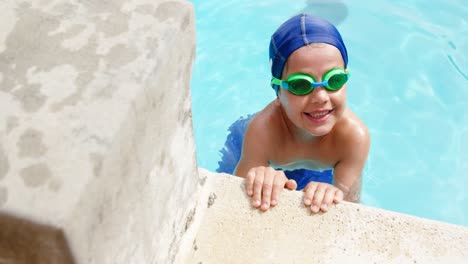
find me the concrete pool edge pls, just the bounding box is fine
[176,168,468,263]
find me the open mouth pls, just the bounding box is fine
[304,109,333,122]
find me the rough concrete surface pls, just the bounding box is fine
[182,169,468,264]
[1,0,199,263]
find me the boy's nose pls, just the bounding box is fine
[308,86,329,103]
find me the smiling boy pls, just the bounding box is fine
[234,14,370,213]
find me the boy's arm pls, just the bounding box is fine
[333,125,370,203]
[234,118,269,177]
[234,118,296,210]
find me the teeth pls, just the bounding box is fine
[308,111,329,118]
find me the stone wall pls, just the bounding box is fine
[0,0,200,263]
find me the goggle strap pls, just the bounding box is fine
[271,77,288,89]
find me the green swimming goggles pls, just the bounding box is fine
[271,68,350,95]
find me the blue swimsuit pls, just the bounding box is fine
[216,115,333,190]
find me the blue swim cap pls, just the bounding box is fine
[269,14,348,93]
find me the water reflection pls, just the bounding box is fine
[301,0,348,25]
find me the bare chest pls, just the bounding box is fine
[269,140,337,171]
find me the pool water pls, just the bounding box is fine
[189,0,468,226]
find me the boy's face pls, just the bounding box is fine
[278,43,347,137]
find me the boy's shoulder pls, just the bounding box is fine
[241,101,285,160]
[246,101,287,142]
[333,108,370,150]
[249,101,284,132]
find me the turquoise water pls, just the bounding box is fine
[190,0,468,226]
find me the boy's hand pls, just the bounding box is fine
[303,182,343,213]
[245,166,297,211]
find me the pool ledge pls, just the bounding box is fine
[176,168,468,263]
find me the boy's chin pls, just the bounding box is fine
[308,130,331,137]
[305,124,334,137]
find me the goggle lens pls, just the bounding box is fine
[288,79,311,95]
[327,73,348,90]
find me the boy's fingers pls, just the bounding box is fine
[251,171,264,208]
[311,184,326,213]
[285,179,297,190]
[303,182,317,206]
[334,189,344,203]
[270,173,286,206]
[321,187,336,212]
[245,170,256,196]
[260,173,274,210]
